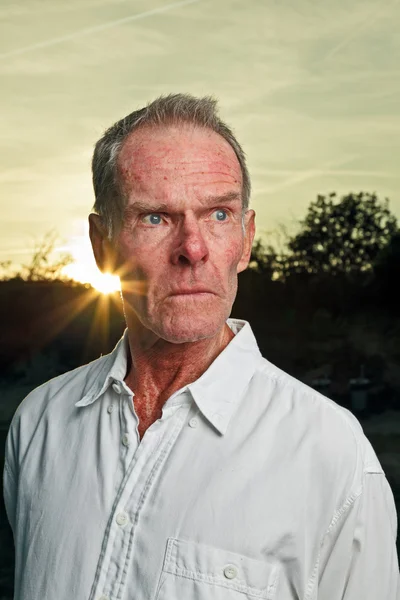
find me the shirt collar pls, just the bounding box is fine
[75,332,130,408]
[187,319,262,434]
[75,319,262,436]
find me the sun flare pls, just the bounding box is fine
[61,230,121,294]
[63,261,121,294]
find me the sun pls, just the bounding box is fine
[67,264,121,294]
[60,229,121,294]
[90,271,121,294]
[63,261,121,294]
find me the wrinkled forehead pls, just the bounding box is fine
[117,124,243,196]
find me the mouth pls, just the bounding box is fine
[169,289,215,297]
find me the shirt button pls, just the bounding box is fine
[223,565,238,579]
[116,512,129,526]
[188,417,198,428]
[107,404,115,414]
[121,433,130,447]
[112,382,122,394]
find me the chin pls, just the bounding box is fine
[151,310,229,344]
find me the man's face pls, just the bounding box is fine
[105,124,254,344]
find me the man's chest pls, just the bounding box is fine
[16,398,334,600]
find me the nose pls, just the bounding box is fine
[170,217,209,266]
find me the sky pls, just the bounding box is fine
[1,0,399,284]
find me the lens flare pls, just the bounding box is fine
[61,231,121,294]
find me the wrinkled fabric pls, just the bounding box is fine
[3,318,399,600]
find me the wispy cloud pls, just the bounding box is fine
[0,0,200,60]
[319,0,399,64]
[254,169,400,180]
[1,0,399,260]
[256,155,360,195]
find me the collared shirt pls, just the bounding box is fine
[3,318,399,600]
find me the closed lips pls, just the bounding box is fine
[170,289,214,295]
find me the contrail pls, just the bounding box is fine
[320,0,399,64]
[0,0,200,60]
[254,169,400,179]
[259,155,359,195]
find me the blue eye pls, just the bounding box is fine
[142,213,162,225]
[212,209,228,222]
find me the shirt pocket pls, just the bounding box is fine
[154,537,280,600]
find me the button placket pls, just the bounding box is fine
[115,512,129,527]
[118,393,133,454]
[91,401,192,600]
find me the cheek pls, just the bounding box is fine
[220,239,244,271]
[114,236,142,278]
[116,237,167,285]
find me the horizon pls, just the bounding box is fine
[1,0,400,289]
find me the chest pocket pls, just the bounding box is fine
[155,537,280,600]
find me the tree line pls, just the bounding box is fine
[2,191,398,290]
[251,191,398,279]
[243,191,399,316]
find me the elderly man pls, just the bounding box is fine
[3,94,399,600]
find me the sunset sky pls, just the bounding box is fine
[1,0,399,287]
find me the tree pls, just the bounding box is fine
[374,231,400,276]
[22,230,73,281]
[249,238,279,276]
[284,192,397,277]
[249,225,293,280]
[371,231,400,309]
[2,231,73,282]
[0,260,13,281]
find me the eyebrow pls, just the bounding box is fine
[203,191,242,205]
[123,191,242,220]
[123,201,170,220]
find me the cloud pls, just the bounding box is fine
[0,0,399,261]
[252,168,400,180]
[0,0,200,60]
[254,155,360,195]
[318,0,399,64]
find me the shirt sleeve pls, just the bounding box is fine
[3,426,17,534]
[316,471,400,600]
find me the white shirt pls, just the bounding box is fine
[3,318,399,600]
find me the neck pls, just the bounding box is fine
[123,315,235,405]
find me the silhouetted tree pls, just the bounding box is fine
[371,231,400,310]
[4,231,73,282]
[249,238,279,277]
[0,260,13,281]
[374,231,400,276]
[283,192,397,277]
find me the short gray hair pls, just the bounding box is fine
[91,93,251,239]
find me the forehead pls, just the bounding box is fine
[117,124,242,201]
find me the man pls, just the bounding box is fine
[3,94,399,599]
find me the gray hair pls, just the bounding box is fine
[92,93,251,239]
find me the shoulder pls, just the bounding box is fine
[6,353,110,447]
[252,356,382,482]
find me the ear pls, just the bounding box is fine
[88,213,117,274]
[237,210,256,274]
